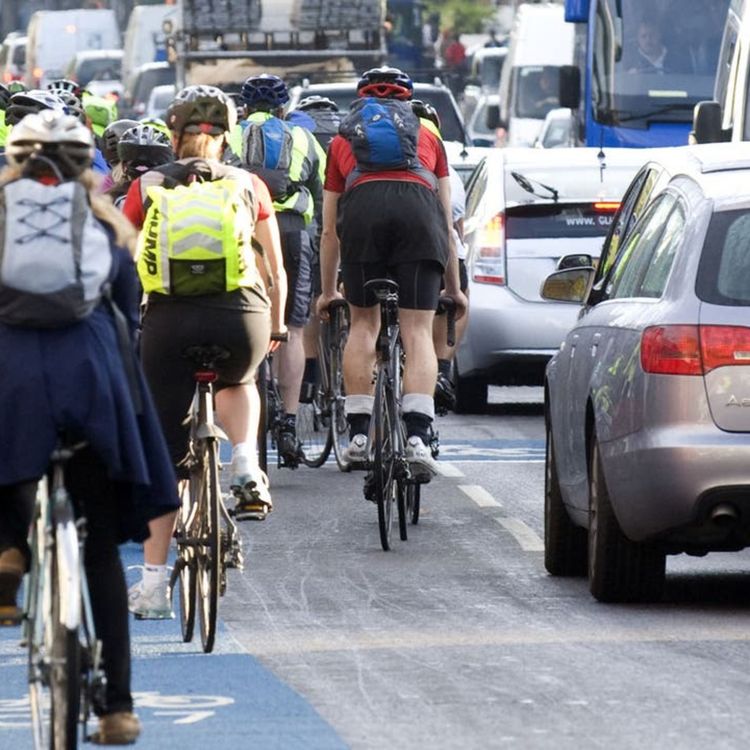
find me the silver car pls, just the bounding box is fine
[455,147,644,412]
[543,143,750,602]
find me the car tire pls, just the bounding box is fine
[587,435,666,603]
[454,367,488,414]
[544,425,587,576]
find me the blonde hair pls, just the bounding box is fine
[0,165,137,255]
[176,132,225,160]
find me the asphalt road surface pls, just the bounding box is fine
[3,387,750,749]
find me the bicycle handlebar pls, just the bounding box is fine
[438,296,457,348]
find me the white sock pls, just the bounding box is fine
[143,564,167,589]
[232,442,250,458]
[402,393,435,420]
[345,394,374,415]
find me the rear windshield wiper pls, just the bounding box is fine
[511,171,559,202]
[608,102,695,124]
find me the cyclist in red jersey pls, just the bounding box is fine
[316,66,467,481]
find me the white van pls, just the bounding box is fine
[122,4,180,96]
[693,0,750,143]
[497,3,574,147]
[26,9,120,90]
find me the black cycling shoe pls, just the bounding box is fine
[434,372,457,414]
[277,427,301,469]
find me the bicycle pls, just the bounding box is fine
[170,345,243,654]
[362,283,457,550]
[24,438,106,750]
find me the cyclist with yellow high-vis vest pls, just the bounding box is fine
[237,74,325,468]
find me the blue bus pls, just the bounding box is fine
[564,0,730,147]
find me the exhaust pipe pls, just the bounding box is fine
[710,502,740,527]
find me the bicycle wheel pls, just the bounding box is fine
[329,315,351,472]
[196,436,221,653]
[173,483,196,643]
[49,511,81,750]
[373,376,396,551]
[256,358,270,475]
[409,483,421,525]
[397,480,409,541]
[298,388,333,468]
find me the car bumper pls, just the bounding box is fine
[601,424,750,549]
[457,285,576,382]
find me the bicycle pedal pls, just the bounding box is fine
[233,508,269,522]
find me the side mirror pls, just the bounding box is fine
[692,101,726,144]
[541,267,595,303]
[557,253,593,270]
[472,137,495,148]
[559,65,581,110]
[486,103,500,130]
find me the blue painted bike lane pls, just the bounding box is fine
[0,544,348,749]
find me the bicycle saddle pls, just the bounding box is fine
[364,278,399,299]
[182,344,232,369]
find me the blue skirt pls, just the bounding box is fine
[0,305,179,542]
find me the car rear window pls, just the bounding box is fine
[506,204,616,239]
[77,56,121,86]
[134,67,175,105]
[697,208,750,306]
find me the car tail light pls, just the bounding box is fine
[700,325,750,372]
[33,67,43,85]
[641,325,750,375]
[593,201,621,212]
[472,213,506,285]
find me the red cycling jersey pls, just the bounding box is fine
[324,125,449,194]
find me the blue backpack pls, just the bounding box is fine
[340,97,420,170]
[242,116,295,201]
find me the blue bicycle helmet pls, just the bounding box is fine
[357,66,413,100]
[240,74,289,108]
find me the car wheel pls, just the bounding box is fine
[544,424,587,576]
[454,366,488,414]
[587,435,666,603]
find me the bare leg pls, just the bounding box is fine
[274,325,305,415]
[343,305,379,395]
[215,383,260,455]
[142,512,177,567]
[400,308,438,395]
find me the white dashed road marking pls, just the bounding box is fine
[495,517,544,552]
[437,462,465,477]
[458,484,503,508]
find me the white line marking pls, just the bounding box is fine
[495,517,544,552]
[437,462,464,477]
[458,484,502,508]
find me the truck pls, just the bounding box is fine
[172,0,387,90]
[561,0,730,148]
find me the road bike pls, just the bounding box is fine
[24,438,106,749]
[170,345,242,654]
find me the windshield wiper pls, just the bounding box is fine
[511,171,559,202]
[606,102,695,124]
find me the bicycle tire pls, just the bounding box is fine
[329,316,351,472]
[257,358,270,475]
[197,436,221,653]
[298,391,333,468]
[49,514,81,750]
[174,483,196,643]
[373,376,395,551]
[409,483,421,525]
[397,480,409,541]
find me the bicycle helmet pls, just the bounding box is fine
[6,110,94,178]
[48,88,86,124]
[356,66,413,100]
[297,95,339,113]
[101,118,140,165]
[166,85,237,133]
[117,123,175,178]
[0,83,10,112]
[411,99,441,130]
[5,90,66,126]
[240,74,289,108]
[139,117,171,138]
[47,78,85,99]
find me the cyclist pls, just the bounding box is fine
[0,110,179,744]
[238,74,325,467]
[287,95,342,151]
[122,85,287,616]
[411,99,470,412]
[316,66,467,481]
[109,123,175,207]
[100,117,140,192]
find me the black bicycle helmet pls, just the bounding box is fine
[6,90,67,126]
[46,78,85,99]
[356,66,413,100]
[0,83,10,112]
[166,85,237,133]
[117,123,175,178]
[240,74,290,108]
[297,95,339,113]
[6,110,94,178]
[101,118,140,165]
[411,99,441,130]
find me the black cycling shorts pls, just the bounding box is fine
[341,260,444,310]
[278,212,313,328]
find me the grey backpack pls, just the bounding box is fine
[0,178,113,328]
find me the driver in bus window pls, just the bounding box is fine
[627,19,688,74]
